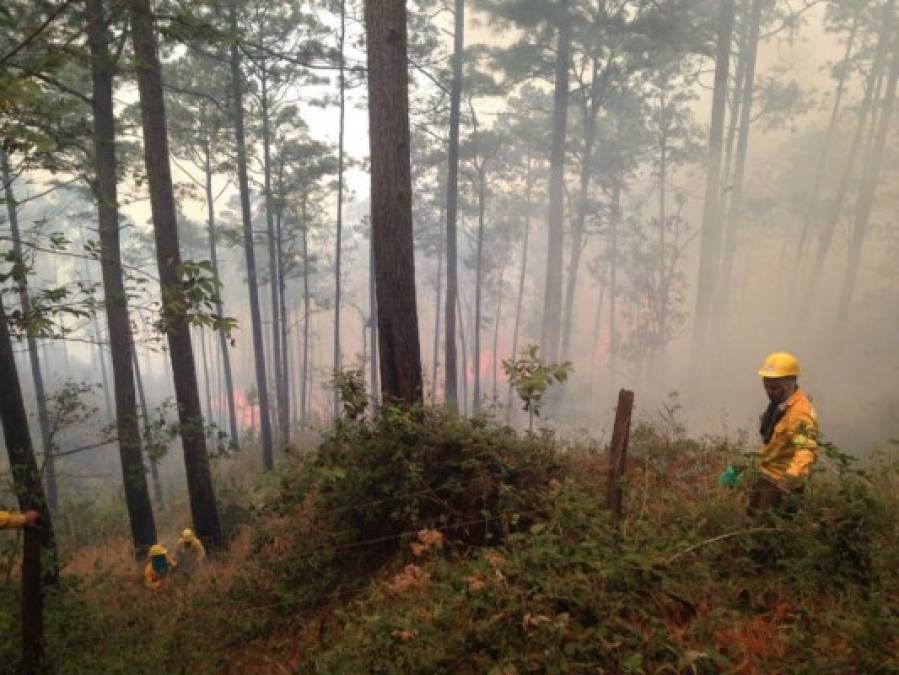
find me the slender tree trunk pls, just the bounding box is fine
[259,69,284,451]
[609,171,622,384]
[506,153,532,422]
[199,327,213,431]
[131,329,163,506]
[473,171,486,414]
[657,81,669,360]
[444,0,464,412]
[368,231,380,406]
[301,197,311,425]
[589,265,607,373]
[492,253,508,404]
[201,125,239,448]
[0,150,57,512]
[457,296,469,416]
[717,0,763,325]
[837,28,899,323]
[277,205,289,443]
[0,294,58,583]
[805,0,894,303]
[431,217,444,403]
[128,0,222,548]
[541,4,572,364]
[791,10,859,285]
[229,0,274,469]
[364,0,424,404]
[720,3,750,206]
[333,0,346,418]
[691,0,735,358]
[561,55,602,362]
[86,0,157,557]
[91,309,114,422]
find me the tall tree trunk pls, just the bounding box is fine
[540,4,572,364]
[431,217,444,403]
[720,2,750,206]
[131,329,163,506]
[657,81,669,360]
[259,68,284,450]
[691,0,735,358]
[790,9,859,288]
[301,196,311,425]
[717,0,763,325]
[0,295,58,584]
[0,150,57,511]
[368,230,380,406]
[229,0,274,469]
[457,297,469,416]
[837,28,899,323]
[444,0,464,412]
[91,308,114,422]
[609,174,622,384]
[276,202,289,442]
[86,0,157,558]
[492,253,508,404]
[128,0,222,548]
[364,0,424,405]
[561,55,603,362]
[805,0,894,303]
[473,171,486,415]
[333,0,346,418]
[198,327,212,430]
[201,123,239,448]
[506,153,532,423]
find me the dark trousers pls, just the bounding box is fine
[747,476,802,516]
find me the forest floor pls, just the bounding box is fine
[2,406,898,674]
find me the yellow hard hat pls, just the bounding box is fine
[181,529,193,540]
[149,544,167,557]
[758,352,800,378]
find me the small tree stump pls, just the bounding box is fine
[606,389,635,521]
[22,527,44,675]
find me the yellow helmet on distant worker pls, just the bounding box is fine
[181,529,193,540]
[758,352,800,378]
[149,544,167,557]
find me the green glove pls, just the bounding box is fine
[717,465,742,488]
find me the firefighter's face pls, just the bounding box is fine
[763,377,792,403]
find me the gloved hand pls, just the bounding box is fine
[717,465,743,488]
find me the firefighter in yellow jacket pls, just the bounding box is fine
[749,351,819,512]
[0,509,41,530]
[144,544,176,590]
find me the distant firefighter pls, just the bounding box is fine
[145,544,176,590]
[173,529,206,578]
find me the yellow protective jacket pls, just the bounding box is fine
[173,535,206,575]
[0,511,26,529]
[144,557,176,590]
[759,389,819,488]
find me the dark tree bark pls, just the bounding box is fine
[86,0,157,558]
[691,0,735,357]
[364,0,424,405]
[21,527,44,675]
[128,0,222,548]
[717,0,763,324]
[540,5,572,364]
[229,0,274,468]
[444,0,464,412]
[201,117,239,448]
[0,150,56,511]
[0,294,58,583]
[368,230,380,406]
[333,0,346,418]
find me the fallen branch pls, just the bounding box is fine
[664,527,784,565]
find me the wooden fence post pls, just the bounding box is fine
[606,388,635,521]
[22,527,44,674]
